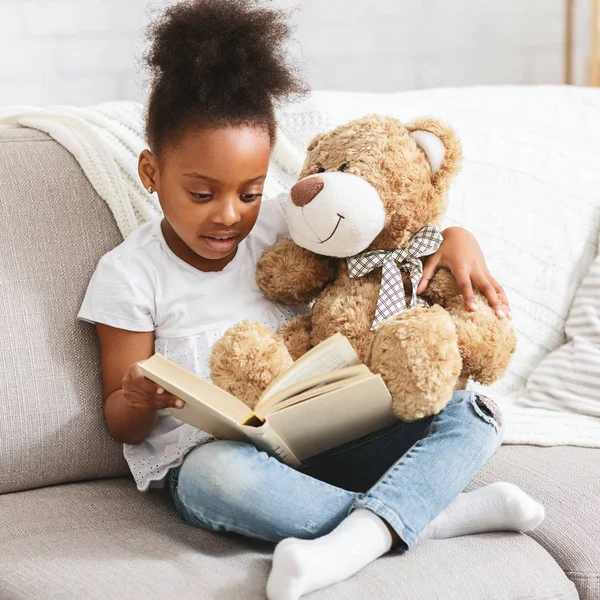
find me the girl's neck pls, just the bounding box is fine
[160,218,238,273]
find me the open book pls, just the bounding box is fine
[137,333,397,467]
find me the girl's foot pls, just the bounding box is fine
[421,481,545,540]
[266,483,544,600]
[266,508,392,600]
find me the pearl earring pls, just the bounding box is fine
[148,186,153,194]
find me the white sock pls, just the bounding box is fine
[266,508,393,600]
[421,482,545,540]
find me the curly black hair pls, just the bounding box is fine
[140,0,308,158]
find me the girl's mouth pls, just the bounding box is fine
[200,234,240,252]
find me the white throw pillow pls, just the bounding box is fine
[522,249,600,417]
[270,85,600,398]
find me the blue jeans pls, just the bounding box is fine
[166,390,504,552]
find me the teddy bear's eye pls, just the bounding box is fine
[316,166,326,173]
[339,162,350,172]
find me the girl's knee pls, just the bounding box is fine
[183,439,257,472]
[174,441,301,540]
[451,390,502,422]
[178,440,262,507]
[449,390,504,448]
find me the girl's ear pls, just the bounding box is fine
[407,118,463,194]
[138,148,159,191]
[307,131,327,152]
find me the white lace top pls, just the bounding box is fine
[78,192,306,491]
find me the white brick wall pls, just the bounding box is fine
[0,0,593,107]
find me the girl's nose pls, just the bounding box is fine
[214,198,241,226]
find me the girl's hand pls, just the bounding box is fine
[416,226,511,320]
[122,363,185,411]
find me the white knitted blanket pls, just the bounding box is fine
[2,86,599,449]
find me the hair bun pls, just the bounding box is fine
[143,0,306,109]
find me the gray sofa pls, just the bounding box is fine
[0,125,597,600]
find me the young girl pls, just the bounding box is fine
[78,1,544,598]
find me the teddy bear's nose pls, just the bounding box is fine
[291,176,324,207]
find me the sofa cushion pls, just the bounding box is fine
[465,444,600,600]
[0,127,128,494]
[0,475,577,600]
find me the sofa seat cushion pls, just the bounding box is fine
[0,476,577,600]
[466,444,600,600]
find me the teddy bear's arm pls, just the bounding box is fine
[256,236,338,304]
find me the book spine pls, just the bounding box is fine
[241,420,301,468]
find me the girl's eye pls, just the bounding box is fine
[316,166,326,173]
[191,193,213,201]
[240,193,262,202]
[339,162,349,172]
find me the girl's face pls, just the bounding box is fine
[138,124,271,272]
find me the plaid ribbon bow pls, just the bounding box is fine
[347,223,443,330]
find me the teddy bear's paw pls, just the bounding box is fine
[370,305,462,421]
[420,267,458,307]
[208,321,294,409]
[452,307,517,385]
[256,237,337,304]
[277,314,313,361]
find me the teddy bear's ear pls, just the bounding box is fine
[307,131,327,152]
[406,118,463,192]
[409,130,445,174]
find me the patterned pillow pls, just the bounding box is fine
[522,251,600,417]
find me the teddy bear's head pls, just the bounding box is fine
[285,114,463,257]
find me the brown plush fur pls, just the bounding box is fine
[209,115,517,421]
[371,305,462,420]
[208,321,293,409]
[277,315,313,361]
[422,268,517,385]
[255,237,338,304]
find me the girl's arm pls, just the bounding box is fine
[416,226,511,320]
[96,324,180,445]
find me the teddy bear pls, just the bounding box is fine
[209,114,517,421]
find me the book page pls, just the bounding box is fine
[261,371,371,414]
[257,333,361,407]
[256,364,371,413]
